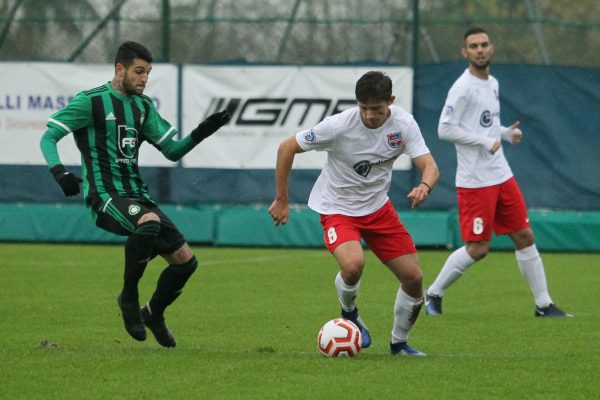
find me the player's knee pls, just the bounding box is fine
[138,212,160,225]
[467,242,489,260]
[341,263,364,285]
[512,228,535,249]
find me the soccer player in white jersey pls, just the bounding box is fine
[425,27,571,318]
[269,71,439,356]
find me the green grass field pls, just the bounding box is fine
[1,243,598,399]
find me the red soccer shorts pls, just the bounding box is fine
[457,177,530,242]
[319,200,416,263]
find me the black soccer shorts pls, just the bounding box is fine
[93,196,186,258]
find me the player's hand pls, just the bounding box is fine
[191,110,231,143]
[268,198,290,226]
[407,184,429,209]
[50,164,82,197]
[489,140,501,154]
[510,121,523,144]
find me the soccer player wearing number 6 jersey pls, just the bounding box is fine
[40,41,231,347]
[269,71,440,356]
[425,27,571,318]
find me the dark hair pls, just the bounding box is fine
[114,41,153,67]
[355,71,392,102]
[464,27,488,41]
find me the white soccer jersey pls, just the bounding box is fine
[296,105,430,216]
[438,69,514,188]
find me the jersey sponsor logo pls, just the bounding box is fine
[479,110,493,127]
[353,155,398,177]
[386,131,403,149]
[304,129,316,142]
[353,160,372,177]
[128,204,141,215]
[105,112,116,121]
[444,105,454,115]
[117,125,139,159]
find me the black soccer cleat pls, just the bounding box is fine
[141,305,176,348]
[534,303,573,318]
[117,293,146,341]
[425,290,443,316]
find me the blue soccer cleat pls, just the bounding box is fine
[534,303,573,318]
[341,307,372,349]
[425,289,443,316]
[390,341,427,357]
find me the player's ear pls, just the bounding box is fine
[114,63,126,76]
[387,96,395,106]
[461,46,468,59]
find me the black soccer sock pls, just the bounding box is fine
[121,220,161,303]
[148,256,198,316]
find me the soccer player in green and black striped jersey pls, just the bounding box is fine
[40,41,230,347]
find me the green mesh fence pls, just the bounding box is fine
[1,0,599,66]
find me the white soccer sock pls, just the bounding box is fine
[516,244,552,308]
[427,246,475,296]
[335,272,360,312]
[391,288,423,343]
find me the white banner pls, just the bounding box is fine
[182,66,413,169]
[0,62,178,166]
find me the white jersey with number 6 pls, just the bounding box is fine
[296,105,430,217]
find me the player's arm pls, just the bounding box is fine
[153,110,231,161]
[268,135,305,226]
[40,125,84,197]
[438,92,497,152]
[406,153,439,209]
[40,96,89,197]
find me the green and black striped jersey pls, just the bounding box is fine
[41,82,198,211]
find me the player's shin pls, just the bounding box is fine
[391,288,423,343]
[122,220,161,303]
[516,244,552,308]
[148,256,198,316]
[335,272,361,312]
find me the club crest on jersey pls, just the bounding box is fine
[386,131,403,149]
[480,110,493,127]
[128,204,141,215]
[304,129,316,143]
[117,125,138,159]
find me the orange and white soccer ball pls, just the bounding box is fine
[317,318,362,358]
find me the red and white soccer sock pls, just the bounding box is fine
[516,244,552,308]
[391,288,423,344]
[427,246,475,297]
[335,272,360,312]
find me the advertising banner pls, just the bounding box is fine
[182,66,413,169]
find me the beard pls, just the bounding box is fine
[122,73,144,95]
[471,57,491,70]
